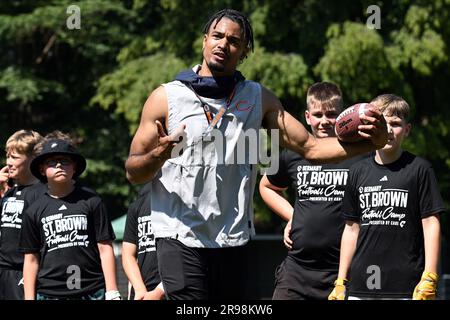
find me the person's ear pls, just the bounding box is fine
[39,164,46,178]
[305,110,311,125]
[240,47,250,62]
[202,34,207,51]
[404,123,411,138]
[70,160,77,177]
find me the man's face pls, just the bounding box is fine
[40,155,76,183]
[381,114,410,152]
[6,150,32,183]
[305,104,339,138]
[202,18,249,76]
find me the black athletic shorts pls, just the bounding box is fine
[0,268,24,300]
[272,256,337,300]
[156,238,250,300]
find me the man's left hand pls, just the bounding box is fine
[358,108,388,149]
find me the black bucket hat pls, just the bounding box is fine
[30,139,86,182]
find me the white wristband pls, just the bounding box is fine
[105,290,122,300]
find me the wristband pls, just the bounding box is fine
[105,290,122,300]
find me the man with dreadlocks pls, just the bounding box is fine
[125,8,388,300]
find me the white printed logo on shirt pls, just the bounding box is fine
[1,197,25,229]
[359,185,408,228]
[296,165,349,202]
[137,215,156,254]
[41,213,90,252]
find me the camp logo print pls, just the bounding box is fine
[41,213,90,251]
[359,185,408,228]
[296,165,350,202]
[1,197,25,229]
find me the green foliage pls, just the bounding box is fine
[117,37,162,64]
[315,22,403,103]
[0,66,64,105]
[389,5,447,76]
[92,53,187,133]
[239,46,311,113]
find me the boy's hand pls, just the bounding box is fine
[1,165,10,184]
[143,283,165,300]
[328,278,347,300]
[413,271,438,300]
[143,288,165,300]
[133,289,147,300]
[283,218,293,250]
[0,166,10,197]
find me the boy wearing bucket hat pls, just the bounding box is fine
[19,138,121,300]
[0,130,45,300]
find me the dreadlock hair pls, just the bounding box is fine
[203,9,254,54]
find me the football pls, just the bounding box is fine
[335,103,377,142]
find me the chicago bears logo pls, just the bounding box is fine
[235,100,253,111]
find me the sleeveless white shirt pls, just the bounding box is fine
[150,67,263,248]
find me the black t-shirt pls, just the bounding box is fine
[0,182,47,270]
[123,183,160,291]
[19,185,116,298]
[267,149,365,271]
[342,151,445,298]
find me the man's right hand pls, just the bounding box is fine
[153,121,186,161]
[328,278,347,300]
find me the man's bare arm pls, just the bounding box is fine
[261,86,387,162]
[125,86,184,184]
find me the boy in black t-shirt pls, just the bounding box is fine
[329,94,445,300]
[260,82,365,300]
[19,138,121,300]
[0,130,45,300]
[122,182,164,300]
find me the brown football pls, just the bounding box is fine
[335,103,377,142]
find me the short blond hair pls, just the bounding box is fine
[370,94,410,121]
[306,82,343,112]
[5,130,43,157]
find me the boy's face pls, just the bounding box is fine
[382,114,411,152]
[6,150,32,182]
[40,155,76,183]
[305,104,339,138]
